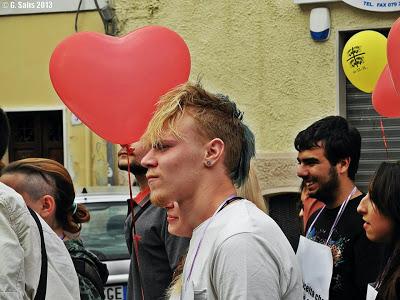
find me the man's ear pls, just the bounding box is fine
[39,195,57,218]
[337,157,351,175]
[204,138,225,167]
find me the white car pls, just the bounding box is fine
[76,187,139,300]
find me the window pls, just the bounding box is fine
[80,201,129,261]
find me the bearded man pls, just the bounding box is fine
[295,116,383,300]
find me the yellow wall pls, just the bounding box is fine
[114,1,398,153]
[0,11,107,188]
[2,2,398,191]
[114,1,399,191]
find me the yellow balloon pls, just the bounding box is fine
[342,30,387,93]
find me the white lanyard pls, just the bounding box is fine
[374,253,395,290]
[306,187,357,245]
[184,195,239,284]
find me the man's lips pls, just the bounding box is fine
[304,180,317,190]
[118,146,134,156]
[146,174,159,182]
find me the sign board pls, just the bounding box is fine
[0,0,107,15]
[294,0,339,3]
[343,0,400,11]
[294,0,400,11]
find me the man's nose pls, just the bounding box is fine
[297,164,308,178]
[141,149,157,168]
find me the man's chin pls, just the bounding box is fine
[118,163,129,172]
[150,192,168,208]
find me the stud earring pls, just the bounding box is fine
[206,160,211,166]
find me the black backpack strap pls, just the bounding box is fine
[28,207,47,300]
[72,257,106,298]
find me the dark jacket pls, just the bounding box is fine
[64,239,109,300]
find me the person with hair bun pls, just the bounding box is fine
[0,158,108,300]
[357,161,400,299]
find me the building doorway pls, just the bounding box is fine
[7,110,64,164]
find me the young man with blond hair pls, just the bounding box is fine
[117,141,189,300]
[141,82,302,299]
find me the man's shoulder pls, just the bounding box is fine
[307,193,366,235]
[347,193,365,207]
[340,193,365,223]
[0,183,42,239]
[218,199,269,223]
[212,200,285,242]
[0,182,27,212]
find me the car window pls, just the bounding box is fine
[80,201,130,261]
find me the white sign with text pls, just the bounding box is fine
[294,0,400,11]
[343,0,400,11]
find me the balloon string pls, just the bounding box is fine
[127,146,133,200]
[126,145,145,300]
[380,118,389,160]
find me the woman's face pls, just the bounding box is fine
[357,193,394,243]
[165,201,193,238]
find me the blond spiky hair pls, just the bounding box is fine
[142,82,255,186]
[142,83,191,146]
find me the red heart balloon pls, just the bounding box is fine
[49,26,191,144]
[387,17,400,96]
[372,65,400,118]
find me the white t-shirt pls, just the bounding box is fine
[181,199,303,300]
